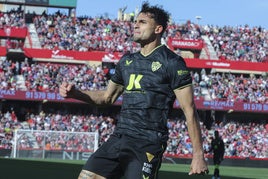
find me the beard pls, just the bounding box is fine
[132,33,156,47]
[132,33,141,43]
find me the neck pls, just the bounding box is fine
[140,38,161,56]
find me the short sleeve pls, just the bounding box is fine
[110,59,124,86]
[168,56,192,90]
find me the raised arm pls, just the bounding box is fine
[174,85,208,175]
[59,80,124,105]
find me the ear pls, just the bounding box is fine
[155,25,163,34]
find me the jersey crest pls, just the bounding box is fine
[151,61,162,72]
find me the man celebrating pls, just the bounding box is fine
[60,2,208,179]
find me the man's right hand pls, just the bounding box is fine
[59,82,75,98]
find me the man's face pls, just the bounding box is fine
[133,12,160,44]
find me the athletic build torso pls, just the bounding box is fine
[111,45,192,141]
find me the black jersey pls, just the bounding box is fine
[111,45,192,141]
[211,137,225,159]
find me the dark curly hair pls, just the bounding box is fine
[139,1,170,35]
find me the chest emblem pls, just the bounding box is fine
[151,61,162,72]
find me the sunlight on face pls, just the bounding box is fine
[133,12,158,44]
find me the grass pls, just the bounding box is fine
[0,158,267,179]
[161,163,268,179]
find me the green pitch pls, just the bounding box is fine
[0,158,267,179]
[160,163,268,179]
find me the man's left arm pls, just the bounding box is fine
[174,85,209,175]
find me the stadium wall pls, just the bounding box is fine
[1,148,268,168]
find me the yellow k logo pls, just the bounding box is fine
[126,74,143,90]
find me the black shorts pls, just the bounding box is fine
[83,133,167,179]
[213,155,222,165]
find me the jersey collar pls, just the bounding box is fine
[140,44,164,57]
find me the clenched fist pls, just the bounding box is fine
[59,82,76,98]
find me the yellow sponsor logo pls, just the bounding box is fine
[177,70,189,76]
[126,74,143,90]
[146,152,154,162]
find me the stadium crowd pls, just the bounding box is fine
[202,25,268,62]
[0,9,25,28]
[0,109,267,159]
[0,9,267,62]
[30,11,268,62]
[0,9,267,160]
[1,57,267,103]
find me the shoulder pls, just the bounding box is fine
[166,54,188,71]
[118,51,139,64]
[160,45,186,64]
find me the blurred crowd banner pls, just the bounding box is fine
[167,38,204,50]
[0,27,28,38]
[22,48,268,72]
[0,90,267,113]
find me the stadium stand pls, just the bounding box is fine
[0,110,267,159]
[0,4,267,165]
